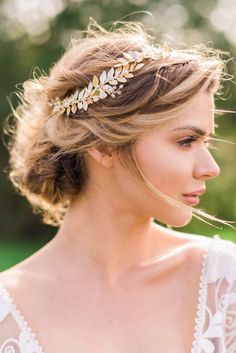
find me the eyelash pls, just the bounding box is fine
[178,136,215,149]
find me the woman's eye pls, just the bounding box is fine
[178,136,197,148]
[177,136,216,149]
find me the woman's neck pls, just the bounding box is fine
[52,194,167,285]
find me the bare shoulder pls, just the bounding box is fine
[154,222,212,246]
[0,238,56,294]
[0,260,52,304]
[175,230,236,257]
[0,266,37,300]
[165,231,216,286]
[149,224,216,281]
[173,228,214,250]
[158,226,215,264]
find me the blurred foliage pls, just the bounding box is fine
[0,0,236,249]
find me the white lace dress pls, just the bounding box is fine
[0,234,235,353]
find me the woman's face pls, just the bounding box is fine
[120,92,220,227]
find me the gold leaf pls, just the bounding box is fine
[133,63,145,71]
[129,63,136,71]
[66,107,71,116]
[117,57,127,65]
[83,87,88,98]
[78,89,85,100]
[122,63,129,71]
[115,67,122,76]
[100,71,107,84]
[121,69,129,76]
[107,67,114,80]
[93,89,100,96]
[123,52,134,61]
[83,101,88,111]
[87,81,93,93]
[99,90,108,99]
[78,102,83,110]
[49,50,150,114]
[136,57,143,63]
[71,104,77,113]
[92,76,99,87]
[108,79,118,85]
[63,98,70,107]
[117,77,127,83]
[103,84,113,93]
[124,73,133,78]
[73,90,79,100]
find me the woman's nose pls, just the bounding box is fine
[194,151,220,180]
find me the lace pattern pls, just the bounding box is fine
[193,235,236,353]
[190,235,214,353]
[0,280,43,353]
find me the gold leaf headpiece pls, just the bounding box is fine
[49,47,169,116]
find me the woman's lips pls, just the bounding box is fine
[182,195,200,206]
[182,188,205,206]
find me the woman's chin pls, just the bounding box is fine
[171,219,192,228]
[172,212,193,228]
[158,209,193,228]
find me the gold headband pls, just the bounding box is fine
[49,48,169,116]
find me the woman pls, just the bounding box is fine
[0,19,236,353]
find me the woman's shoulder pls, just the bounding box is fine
[166,229,236,266]
[0,239,56,294]
[0,267,35,304]
[0,263,51,307]
[176,231,236,279]
[184,232,236,258]
[170,228,236,250]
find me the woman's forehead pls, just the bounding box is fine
[164,93,215,131]
[162,114,216,136]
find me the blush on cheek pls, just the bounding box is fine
[134,135,193,203]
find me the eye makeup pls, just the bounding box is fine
[177,135,216,149]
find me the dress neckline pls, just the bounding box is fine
[0,234,221,353]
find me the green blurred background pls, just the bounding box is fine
[0,0,236,271]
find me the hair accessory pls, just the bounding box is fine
[49,47,168,116]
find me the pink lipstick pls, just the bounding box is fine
[182,188,205,206]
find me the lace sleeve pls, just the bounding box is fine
[222,240,236,353]
[202,237,236,353]
[0,281,42,353]
[0,286,25,352]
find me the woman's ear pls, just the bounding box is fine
[86,147,114,168]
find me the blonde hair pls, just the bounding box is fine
[4,18,233,227]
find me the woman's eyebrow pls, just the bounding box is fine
[171,125,215,137]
